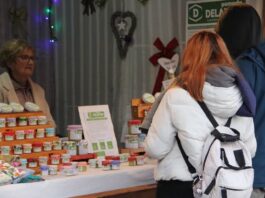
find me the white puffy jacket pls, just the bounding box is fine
[144,82,257,181]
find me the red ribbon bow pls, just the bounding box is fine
[149,37,179,95]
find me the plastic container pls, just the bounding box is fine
[36,128,45,138]
[43,142,52,151]
[53,140,62,150]
[61,164,76,176]
[136,155,145,165]
[32,143,43,153]
[51,154,60,165]
[13,145,23,155]
[138,133,146,148]
[1,146,10,155]
[111,160,120,170]
[6,117,16,127]
[28,116,38,126]
[78,140,88,155]
[20,158,27,168]
[102,160,111,171]
[128,156,137,166]
[23,144,32,154]
[67,125,83,141]
[40,165,49,176]
[0,118,6,128]
[25,129,35,139]
[63,141,77,155]
[4,131,15,141]
[46,128,55,137]
[61,154,71,163]
[18,117,27,126]
[128,120,142,134]
[15,130,25,140]
[77,162,87,172]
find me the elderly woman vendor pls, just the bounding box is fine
[0,39,55,126]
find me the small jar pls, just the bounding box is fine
[20,158,27,168]
[97,157,105,168]
[4,131,15,141]
[125,135,139,149]
[28,158,38,168]
[67,125,83,141]
[102,160,111,171]
[51,154,60,165]
[49,165,58,175]
[1,145,10,155]
[38,116,47,125]
[77,162,87,172]
[138,133,146,148]
[15,130,25,140]
[128,120,142,134]
[39,156,48,166]
[28,116,38,126]
[63,141,77,155]
[61,164,76,176]
[36,128,45,138]
[128,156,137,166]
[46,128,55,137]
[119,153,130,163]
[53,140,62,150]
[23,143,32,154]
[61,154,71,163]
[0,118,6,128]
[136,155,145,165]
[25,129,35,139]
[43,142,52,151]
[13,144,23,155]
[111,160,121,170]
[18,116,27,126]
[32,143,43,153]
[6,117,16,127]
[78,140,88,155]
[40,165,49,176]
[89,159,97,168]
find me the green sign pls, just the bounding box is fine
[188,0,245,24]
[87,111,107,121]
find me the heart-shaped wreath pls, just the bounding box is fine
[111,11,137,59]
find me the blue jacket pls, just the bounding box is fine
[236,42,265,188]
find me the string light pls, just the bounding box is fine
[44,0,58,43]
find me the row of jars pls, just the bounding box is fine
[0,115,48,128]
[1,141,63,155]
[20,153,72,169]
[0,128,55,141]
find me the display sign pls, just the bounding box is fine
[186,0,245,42]
[78,105,119,156]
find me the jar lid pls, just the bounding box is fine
[111,160,120,165]
[128,156,136,161]
[102,160,110,165]
[32,143,43,147]
[28,158,38,162]
[78,162,87,166]
[4,131,15,135]
[128,120,142,125]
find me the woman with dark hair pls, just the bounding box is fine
[216,4,265,197]
[144,30,256,198]
[0,39,55,126]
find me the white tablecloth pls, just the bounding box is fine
[0,162,156,198]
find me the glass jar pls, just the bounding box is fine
[0,118,6,128]
[111,160,121,170]
[25,129,35,139]
[61,154,71,163]
[36,128,45,138]
[38,116,47,125]
[28,158,38,168]
[43,142,52,151]
[46,128,55,137]
[49,165,58,175]
[40,165,49,176]
[50,154,60,165]
[125,135,139,149]
[67,125,83,141]
[63,141,77,155]
[78,140,88,155]
[32,143,43,153]
[4,130,15,141]
[39,156,48,166]
[102,160,111,171]
[18,116,27,126]
[23,144,32,154]
[28,116,38,126]
[15,130,25,140]
[128,156,137,166]
[1,146,10,155]
[6,117,16,127]
[128,120,142,134]
[13,144,23,155]
[53,140,62,150]
[77,162,87,172]
[20,158,27,168]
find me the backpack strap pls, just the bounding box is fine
[175,134,197,178]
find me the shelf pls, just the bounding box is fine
[0,136,59,146]
[20,149,66,159]
[0,124,53,132]
[0,111,45,118]
[70,153,96,161]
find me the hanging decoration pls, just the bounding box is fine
[8,6,28,39]
[94,0,108,8]
[137,0,149,6]
[44,0,58,43]
[111,11,137,59]
[149,37,179,95]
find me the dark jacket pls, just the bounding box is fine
[236,42,265,188]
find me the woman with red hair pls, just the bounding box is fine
[144,31,257,198]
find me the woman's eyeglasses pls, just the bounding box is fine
[17,55,36,62]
